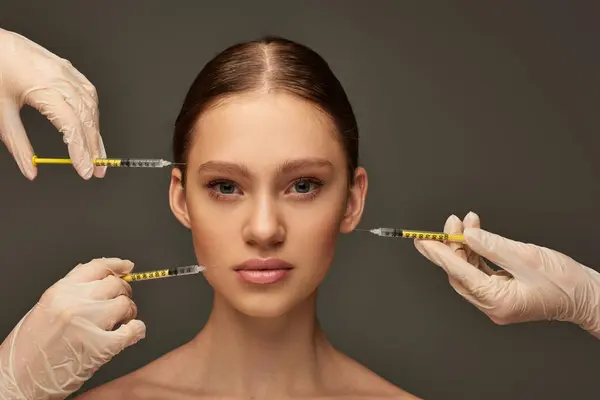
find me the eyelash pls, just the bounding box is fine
[205,177,324,201]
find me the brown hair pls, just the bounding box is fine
[173,36,359,184]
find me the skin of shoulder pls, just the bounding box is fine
[73,346,192,400]
[328,350,422,400]
[74,346,421,400]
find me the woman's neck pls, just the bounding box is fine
[189,291,336,397]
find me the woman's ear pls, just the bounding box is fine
[169,168,191,229]
[339,167,368,233]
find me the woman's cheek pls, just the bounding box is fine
[298,207,343,278]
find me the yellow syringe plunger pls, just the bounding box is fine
[32,156,74,166]
[32,155,181,168]
[32,155,122,167]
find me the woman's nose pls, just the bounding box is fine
[242,195,285,249]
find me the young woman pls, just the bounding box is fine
[77,36,419,399]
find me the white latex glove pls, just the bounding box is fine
[414,212,600,339]
[0,258,146,400]
[0,28,106,180]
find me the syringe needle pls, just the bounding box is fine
[354,228,380,235]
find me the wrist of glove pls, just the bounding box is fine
[572,267,600,339]
[0,258,146,400]
[415,213,600,339]
[0,305,98,400]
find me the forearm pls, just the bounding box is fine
[577,267,600,339]
[0,316,35,400]
[0,310,70,400]
[0,341,27,400]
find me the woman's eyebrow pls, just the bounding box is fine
[277,158,333,174]
[196,158,333,178]
[197,161,251,178]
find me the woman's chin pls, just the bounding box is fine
[225,292,309,318]
[235,297,297,318]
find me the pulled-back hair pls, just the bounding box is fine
[173,36,359,183]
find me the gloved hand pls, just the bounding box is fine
[0,258,146,400]
[414,212,600,339]
[0,28,106,180]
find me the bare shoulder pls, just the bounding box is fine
[74,345,192,400]
[328,350,422,399]
[74,344,420,400]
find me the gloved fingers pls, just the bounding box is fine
[442,215,499,285]
[415,238,490,293]
[109,319,146,351]
[446,277,483,304]
[97,133,107,169]
[462,212,497,275]
[460,212,479,266]
[463,228,536,278]
[90,116,106,178]
[0,103,37,180]
[89,275,133,300]
[89,295,138,331]
[441,267,515,322]
[423,216,498,300]
[61,69,106,178]
[66,258,135,283]
[49,82,99,179]
[66,83,104,179]
[60,64,100,131]
[443,215,468,261]
[462,211,480,233]
[23,88,94,179]
[67,67,99,105]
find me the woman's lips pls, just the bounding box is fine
[234,258,293,285]
[236,269,290,284]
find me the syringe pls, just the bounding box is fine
[122,264,206,282]
[32,156,185,168]
[355,228,465,243]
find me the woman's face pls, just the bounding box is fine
[169,92,367,318]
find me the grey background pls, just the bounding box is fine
[1,1,599,399]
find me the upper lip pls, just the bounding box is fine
[234,258,294,271]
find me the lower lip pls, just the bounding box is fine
[236,269,291,284]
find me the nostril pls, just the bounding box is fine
[246,237,285,249]
[243,218,285,248]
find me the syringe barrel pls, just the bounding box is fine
[377,228,452,241]
[119,158,169,168]
[377,228,403,237]
[91,158,171,168]
[175,265,203,275]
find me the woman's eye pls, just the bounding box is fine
[207,178,322,200]
[206,180,239,197]
[216,182,236,194]
[293,179,313,193]
[291,178,322,195]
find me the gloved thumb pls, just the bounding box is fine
[463,228,532,277]
[0,104,37,180]
[414,239,488,291]
[111,319,146,350]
